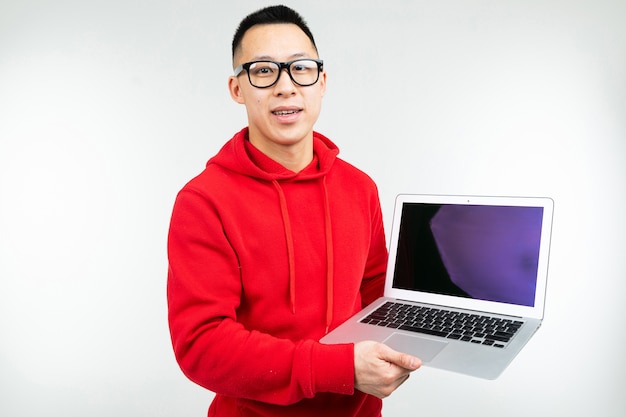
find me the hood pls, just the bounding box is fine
[208,127,339,334]
[207,127,340,181]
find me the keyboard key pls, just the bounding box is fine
[399,325,448,338]
[485,334,511,343]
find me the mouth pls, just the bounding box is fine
[272,109,302,116]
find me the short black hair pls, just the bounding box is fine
[232,5,318,60]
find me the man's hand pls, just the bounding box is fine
[354,340,422,399]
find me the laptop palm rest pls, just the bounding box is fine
[383,333,447,362]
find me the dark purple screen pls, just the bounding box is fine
[392,203,544,307]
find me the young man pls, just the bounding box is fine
[167,5,421,416]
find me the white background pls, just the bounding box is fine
[1,1,624,416]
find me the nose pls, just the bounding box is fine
[273,68,297,95]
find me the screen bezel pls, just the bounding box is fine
[384,194,554,319]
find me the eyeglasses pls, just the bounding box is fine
[234,58,324,88]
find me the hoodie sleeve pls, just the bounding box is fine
[167,188,355,405]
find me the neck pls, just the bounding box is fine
[249,134,314,173]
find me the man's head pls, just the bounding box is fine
[231,5,318,64]
[228,6,326,166]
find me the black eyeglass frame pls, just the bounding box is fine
[233,58,324,88]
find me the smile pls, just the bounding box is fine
[272,109,301,116]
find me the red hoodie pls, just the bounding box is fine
[167,127,388,416]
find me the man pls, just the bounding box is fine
[167,5,421,416]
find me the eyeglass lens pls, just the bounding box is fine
[247,59,320,88]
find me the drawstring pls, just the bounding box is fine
[322,177,334,334]
[272,180,297,314]
[272,178,335,334]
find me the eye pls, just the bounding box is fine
[250,63,276,77]
[291,61,315,73]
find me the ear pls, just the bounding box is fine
[228,76,245,104]
[319,70,327,97]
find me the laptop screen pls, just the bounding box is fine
[392,203,544,307]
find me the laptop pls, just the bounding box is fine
[321,194,553,379]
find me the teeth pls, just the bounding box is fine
[274,110,298,116]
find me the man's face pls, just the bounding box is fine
[229,23,326,151]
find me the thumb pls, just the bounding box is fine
[380,345,422,370]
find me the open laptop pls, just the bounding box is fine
[321,194,553,379]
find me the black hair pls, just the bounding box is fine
[231,5,318,59]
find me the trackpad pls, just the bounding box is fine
[383,333,447,362]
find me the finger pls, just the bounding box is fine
[380,345,422,370]
[381,373,411,399]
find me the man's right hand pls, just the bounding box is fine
[353,340,422,399]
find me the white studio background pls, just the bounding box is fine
[0,1,624,416]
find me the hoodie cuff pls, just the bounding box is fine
[312,342,355,395]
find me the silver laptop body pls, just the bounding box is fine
[321,194,554,379]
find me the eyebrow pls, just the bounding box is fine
[251,52,310,61]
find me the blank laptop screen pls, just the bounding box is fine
[392,203,544,307]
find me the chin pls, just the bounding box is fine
[273,126,313,144]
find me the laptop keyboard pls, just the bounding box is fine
[360,301,523,348]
